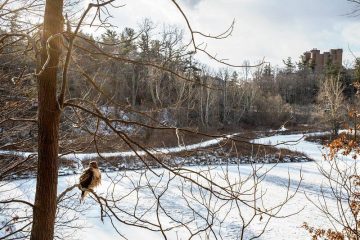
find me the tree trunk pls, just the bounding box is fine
[131,67,136,106]
[205,86,210,126]
[31,0,63,239]
[223,78,227,124]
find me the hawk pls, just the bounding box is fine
[79,161,101,202]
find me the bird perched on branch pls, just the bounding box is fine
[79,161,101,202]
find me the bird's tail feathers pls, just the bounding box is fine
[80,190,87,203]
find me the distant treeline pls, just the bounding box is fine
[1,20,359,130]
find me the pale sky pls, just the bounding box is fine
[105,0,360,68]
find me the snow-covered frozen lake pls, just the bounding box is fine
[1,132,358,239]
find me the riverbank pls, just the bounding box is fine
[1,131,355,239]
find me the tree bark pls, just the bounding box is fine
[30,0,63,239]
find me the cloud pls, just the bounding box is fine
[189,0,359,67]
[103,0,360,68]
[179,0,202,8]
[341,21,360,46]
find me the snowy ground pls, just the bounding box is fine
[1,132,358,239]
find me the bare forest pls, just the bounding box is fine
[2,0,360,240]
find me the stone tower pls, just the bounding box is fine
[302,48,343,72]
